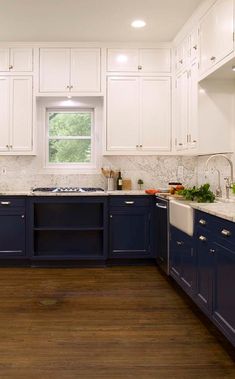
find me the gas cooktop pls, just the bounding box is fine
[32,187,104,193]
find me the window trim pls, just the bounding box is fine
[45,108,96,169]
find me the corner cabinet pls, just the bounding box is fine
[194,211,235,346]
[0,76,33,154]
[106,76,171,154]
[109,196,153,259]
[39,48,101,94]
[199,0,234,76]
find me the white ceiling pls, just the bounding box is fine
[0,0,204,42]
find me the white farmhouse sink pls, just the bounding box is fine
[170,200,194,236]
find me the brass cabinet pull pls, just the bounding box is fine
[199,235,207,242]
[176,241,183,246]
[125,201,135,205]
[209,249,215,254]
[210,56,216,61]
[138,65,142,70]
[221,229,231,237]
[199,219,206,226]
[9,65,13,70]
[0,201,11,206]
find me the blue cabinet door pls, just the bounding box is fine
[170,226,196,295]
[0,213,25,257]
[169,227,182,280]
[109,208,152,258]
[195,229,214,315]
[213,241,235,346]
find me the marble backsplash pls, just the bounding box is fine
[1,153,234,193]
[0,155,198,191]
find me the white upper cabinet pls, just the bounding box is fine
[107,49,139,72]
[39,48,101,93]
[70,49,101,92]
[0,76,33,154]
[189,29,199,63]
[11,77,33,152]
[175,38,189,73]
[39,49,70,92]
[107,77,139,151]
[0,77,10,150]
[188,61,198,149]
[175,70,189,151]
[140,77,171,151]
[200,0,234,75]
[0,48,33,72]
[107,48,171,73]
[106,76,171,153]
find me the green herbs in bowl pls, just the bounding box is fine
[178,183,215,203]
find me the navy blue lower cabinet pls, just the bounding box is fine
[109,203,152,259]
[169,226,196,296]
[213,241,235,346]
[0,213,25,257]
[0,197,26,259]
[28,196,108,263]
[195,229,214,315]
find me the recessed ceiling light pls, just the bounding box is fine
[131,20,146,28]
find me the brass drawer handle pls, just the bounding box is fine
[199,219,206,226]
[221,229,231,237]
[125,201,135,205]
[209,249,215,254]
[0,201,11,206]
[176,241,184,246]
[199,235,207,242]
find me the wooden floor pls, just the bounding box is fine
[0,266,234,379]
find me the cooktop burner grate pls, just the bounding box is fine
[32,187,104,193]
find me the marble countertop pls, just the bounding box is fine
[189,201,235,223]
[156,193,235,223]
[0,190,149,197]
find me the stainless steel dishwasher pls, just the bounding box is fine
[155,196,169,275]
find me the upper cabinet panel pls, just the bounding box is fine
[200,0,234,75]
[70,48,101,92]
[107,48,171,73]
[39,48,101,94]
[0,49,10,71]
[139,48,171,73]
[107,49,139,72]
[0,48,33,72]
[39,48,70,92]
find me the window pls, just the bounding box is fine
[46,109,94,167]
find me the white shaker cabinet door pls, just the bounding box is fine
[175,71,189,151]
[107,49,139,72]
[71,49,101,92]
[10,48,33,72]
[188,62,198,149]
[0,49,10,71]
[200,7,215,74]
[39,48,70,92]
[139,49,171,73]
[107,77,139,151]
[140,77,171,151]
[0,77,10,151]
[214,0,234,64]
[10,76,33,151]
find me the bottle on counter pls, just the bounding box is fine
[117,171,123,190]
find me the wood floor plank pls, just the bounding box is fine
[0,266,234,378]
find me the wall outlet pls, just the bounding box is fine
[177,165,184,178]
[1,167,7,175]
